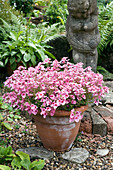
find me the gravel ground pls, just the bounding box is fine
[1,107,113,170]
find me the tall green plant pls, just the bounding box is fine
[98,2,113,56]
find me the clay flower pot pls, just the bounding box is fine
[33,105,88,152]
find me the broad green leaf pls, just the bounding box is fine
[11,51,17,56]
[24,53,31,62]
[10,31,18,41]
[1,122,13,131]
[11,156,21,169]
[17,31,23,38]
[0,165,11,170]
[31,55,37,66]
[10,57,15,65]
[0,61,4,67]
[21,159,31,170]
[16,151,30,161]
[5,58,8,65]
[27,42,37,49]
[36,49,45,61]
[30,160,45,170]
[20,48,26,55]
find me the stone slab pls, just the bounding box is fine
[90,108,107,136]
[93,106,113,117]
[93,106,113,133]
[96,149,109,157]
[17,147,54,160]
[61,148,89,164]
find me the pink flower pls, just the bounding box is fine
[3,57,109,120]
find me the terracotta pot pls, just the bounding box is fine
[33,105,88,152]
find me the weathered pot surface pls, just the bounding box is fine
[33,105,88,152]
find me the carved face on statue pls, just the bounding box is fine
[68,0,97,18]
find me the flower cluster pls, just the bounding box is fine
[3,57,109,122]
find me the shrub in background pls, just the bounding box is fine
[9,0,34,16]
[0,0,20,25]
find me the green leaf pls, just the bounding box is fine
[21,159,31,170]
[10,31,18,41]
[10,57,15,65]
[0,165,11,170]
[7,118,13,122]
[24,53,31,62]
[11,156,21,169]
[10,62,17,70]
[20,48,26,55]
[1,122,13,131]
[0,61,4,67]
[5,58,8,65]
[1,103,9,109]
[44,50,56,59]
[11,51,17,56]
[27,42,37,49]
[30,160,45,170]
[9,114,14,118]
[16,151,30,161]
[36,49,45,61]
[17,31,23,38]
[31,55,37,66]
[14,115,21,119]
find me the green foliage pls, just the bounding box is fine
[98,0,112,6]
[0,0,21,25]
[0,97,21,133]
[0,146,15,164]
[9,0,34,16]
[0,165,11,170]
[98,2,113,57]
[42,0,68,25]
[0,146,45,170]
[34,0,50,6]
[97,66,113,80]
[11,151,45,170]
[0,17,63,70]
[0,98,13,132]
